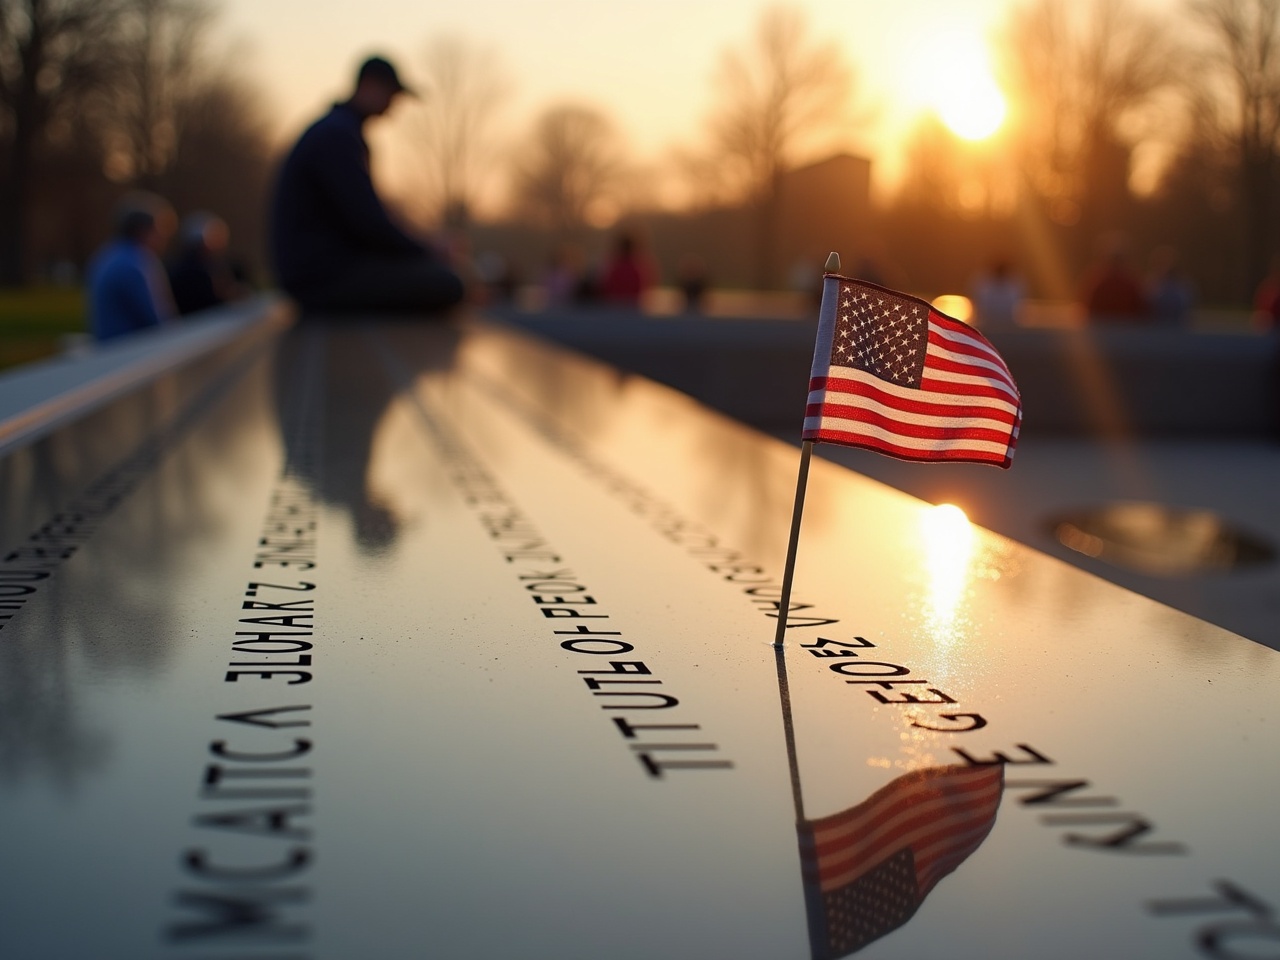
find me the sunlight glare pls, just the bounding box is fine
[914,29,1007,141]
[919,503,976,647]
[931,294,973,323]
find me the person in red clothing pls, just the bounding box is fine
[1080,238,1148,322]
[1252,256,1280,331]
[599,230,656,306]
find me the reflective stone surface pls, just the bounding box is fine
[1,317,1278,959]
[1050,501,1276,575]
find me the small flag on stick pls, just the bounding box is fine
[772,253,1021,646]
[804,269,1022,467]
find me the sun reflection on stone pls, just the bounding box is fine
[918,503,977,651]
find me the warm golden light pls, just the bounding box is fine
[914,29,1007,141]
[918,503,976,648]
[937,76,1006,141]
[931,294,973,323]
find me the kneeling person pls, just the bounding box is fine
[269,56,464,314]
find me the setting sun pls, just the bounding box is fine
[913,28,1008,141]
[937,74,1006,140]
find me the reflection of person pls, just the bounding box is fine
[971,259,1023,329]
[599,230,655,305]
[167,212,248,315]
[269,56,465,314]
[1081,240,1147,322]
[271,321,462,555]
[87,192,177,341]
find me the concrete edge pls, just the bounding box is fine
[0,294,294,457]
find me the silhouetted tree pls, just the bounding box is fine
[1146,87,1244,302]
[1001,0,1177,259]
[1189,0,1280,296]
[511,104,624,239]
[101,0,213,187]
[411,34,509,229]
[702,4,854,288]
[0,0,129,284]
[158,63,274,279]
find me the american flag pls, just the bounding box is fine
[798,763,1004,958]
[802,276,1022,467]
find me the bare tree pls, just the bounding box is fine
[0,0,130,284]
[702,4,854,288]
[1001,0,1177,246]
[102,0,213,187]
[511,104,624,239]
[159,62,274,277]
[1188,0,1280,294]
[411,34,509,229]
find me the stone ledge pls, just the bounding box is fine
[0,295,293,455]
[495,307,1280,437]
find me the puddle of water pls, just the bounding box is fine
[1049,501,1275,576]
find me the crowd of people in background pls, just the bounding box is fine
[79,53,1280,343]
[86,180,1280,338]
[968,237,1277,332]
[1074,237,1196,327]
[86,192,248,342]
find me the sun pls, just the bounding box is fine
[936,71,1006,141]
[913,29,1008,141]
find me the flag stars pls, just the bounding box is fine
[832,283,929,387]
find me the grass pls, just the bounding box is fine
[0,287,88,371]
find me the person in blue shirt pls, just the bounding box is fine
[87,194,177,341]
[269,56,465,314]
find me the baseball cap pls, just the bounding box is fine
[357,56,414,96]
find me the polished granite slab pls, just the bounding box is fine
[1,316,1277,959]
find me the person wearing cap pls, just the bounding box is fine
[269,55,465,314]
[87,192,178,341]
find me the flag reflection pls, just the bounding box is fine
[798,764,1004,958]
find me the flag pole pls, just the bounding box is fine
[773,251,841,648]
[773,440,814,647]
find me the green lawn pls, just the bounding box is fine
[0,287,88,371]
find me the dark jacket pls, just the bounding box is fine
[269,103,424,293]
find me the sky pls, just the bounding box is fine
[213,0,1175,203]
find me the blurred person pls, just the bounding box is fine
[543,243,586,307]
[971,259,1024,329]
[87,192,177,342]
[475,251,522,304]
[1147,246,1193,328]
[599,230,656,306]
[677,255,710,313]
[1080,237,1147,322]
[270,55,464,314]
[1252,256,1280,331]
[167,212,249,315]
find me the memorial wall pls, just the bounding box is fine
[0,316,1277,959]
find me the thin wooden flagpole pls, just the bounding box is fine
[773,440,814,647]
[773,251,841,648]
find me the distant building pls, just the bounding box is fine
[646,152,873,291]
[776,154,872,279]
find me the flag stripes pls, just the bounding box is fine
[798,764,1004,958]
[802,275,1022,467]
[805,765,1004,896]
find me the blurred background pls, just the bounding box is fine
[6,0,1280,353]
[2,0,1279,645]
